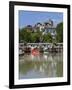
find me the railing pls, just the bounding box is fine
[20,43,63,46]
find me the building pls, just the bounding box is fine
[33,19,56,39]
[25,25,33,32]
[24,19,56,39]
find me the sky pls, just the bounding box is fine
[19,10,63,29]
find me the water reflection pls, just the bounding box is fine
[19,53,63,79]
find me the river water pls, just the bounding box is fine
[19,53,63,79]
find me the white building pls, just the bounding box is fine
[33,19,56,39]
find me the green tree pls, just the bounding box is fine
[31,33,38,43]
[19,28,32,43]
[31,30,43,43]
[56,22,63,42]
[43,33,52,43]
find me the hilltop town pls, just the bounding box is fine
[19,19,63,43]
[24,19,56,39]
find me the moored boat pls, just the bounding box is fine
[31,48,40,55]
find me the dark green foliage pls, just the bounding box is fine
[56,22,63,43]
[43,33,52,43]
[19,28,32,43]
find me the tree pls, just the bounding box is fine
[43,33,52,43]
[31,33,38,43]
[19,28,32,43]
[56,22,63,43]
[31,30,43,43]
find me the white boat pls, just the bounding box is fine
[19,49,24,56]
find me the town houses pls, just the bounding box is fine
[25,19,56,39]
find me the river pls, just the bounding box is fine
[19,53,63,79]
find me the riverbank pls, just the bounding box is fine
[19,43,63,56]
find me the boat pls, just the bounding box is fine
[31,48,40,56]
[19,49,24,56]
[24,47,31,53]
